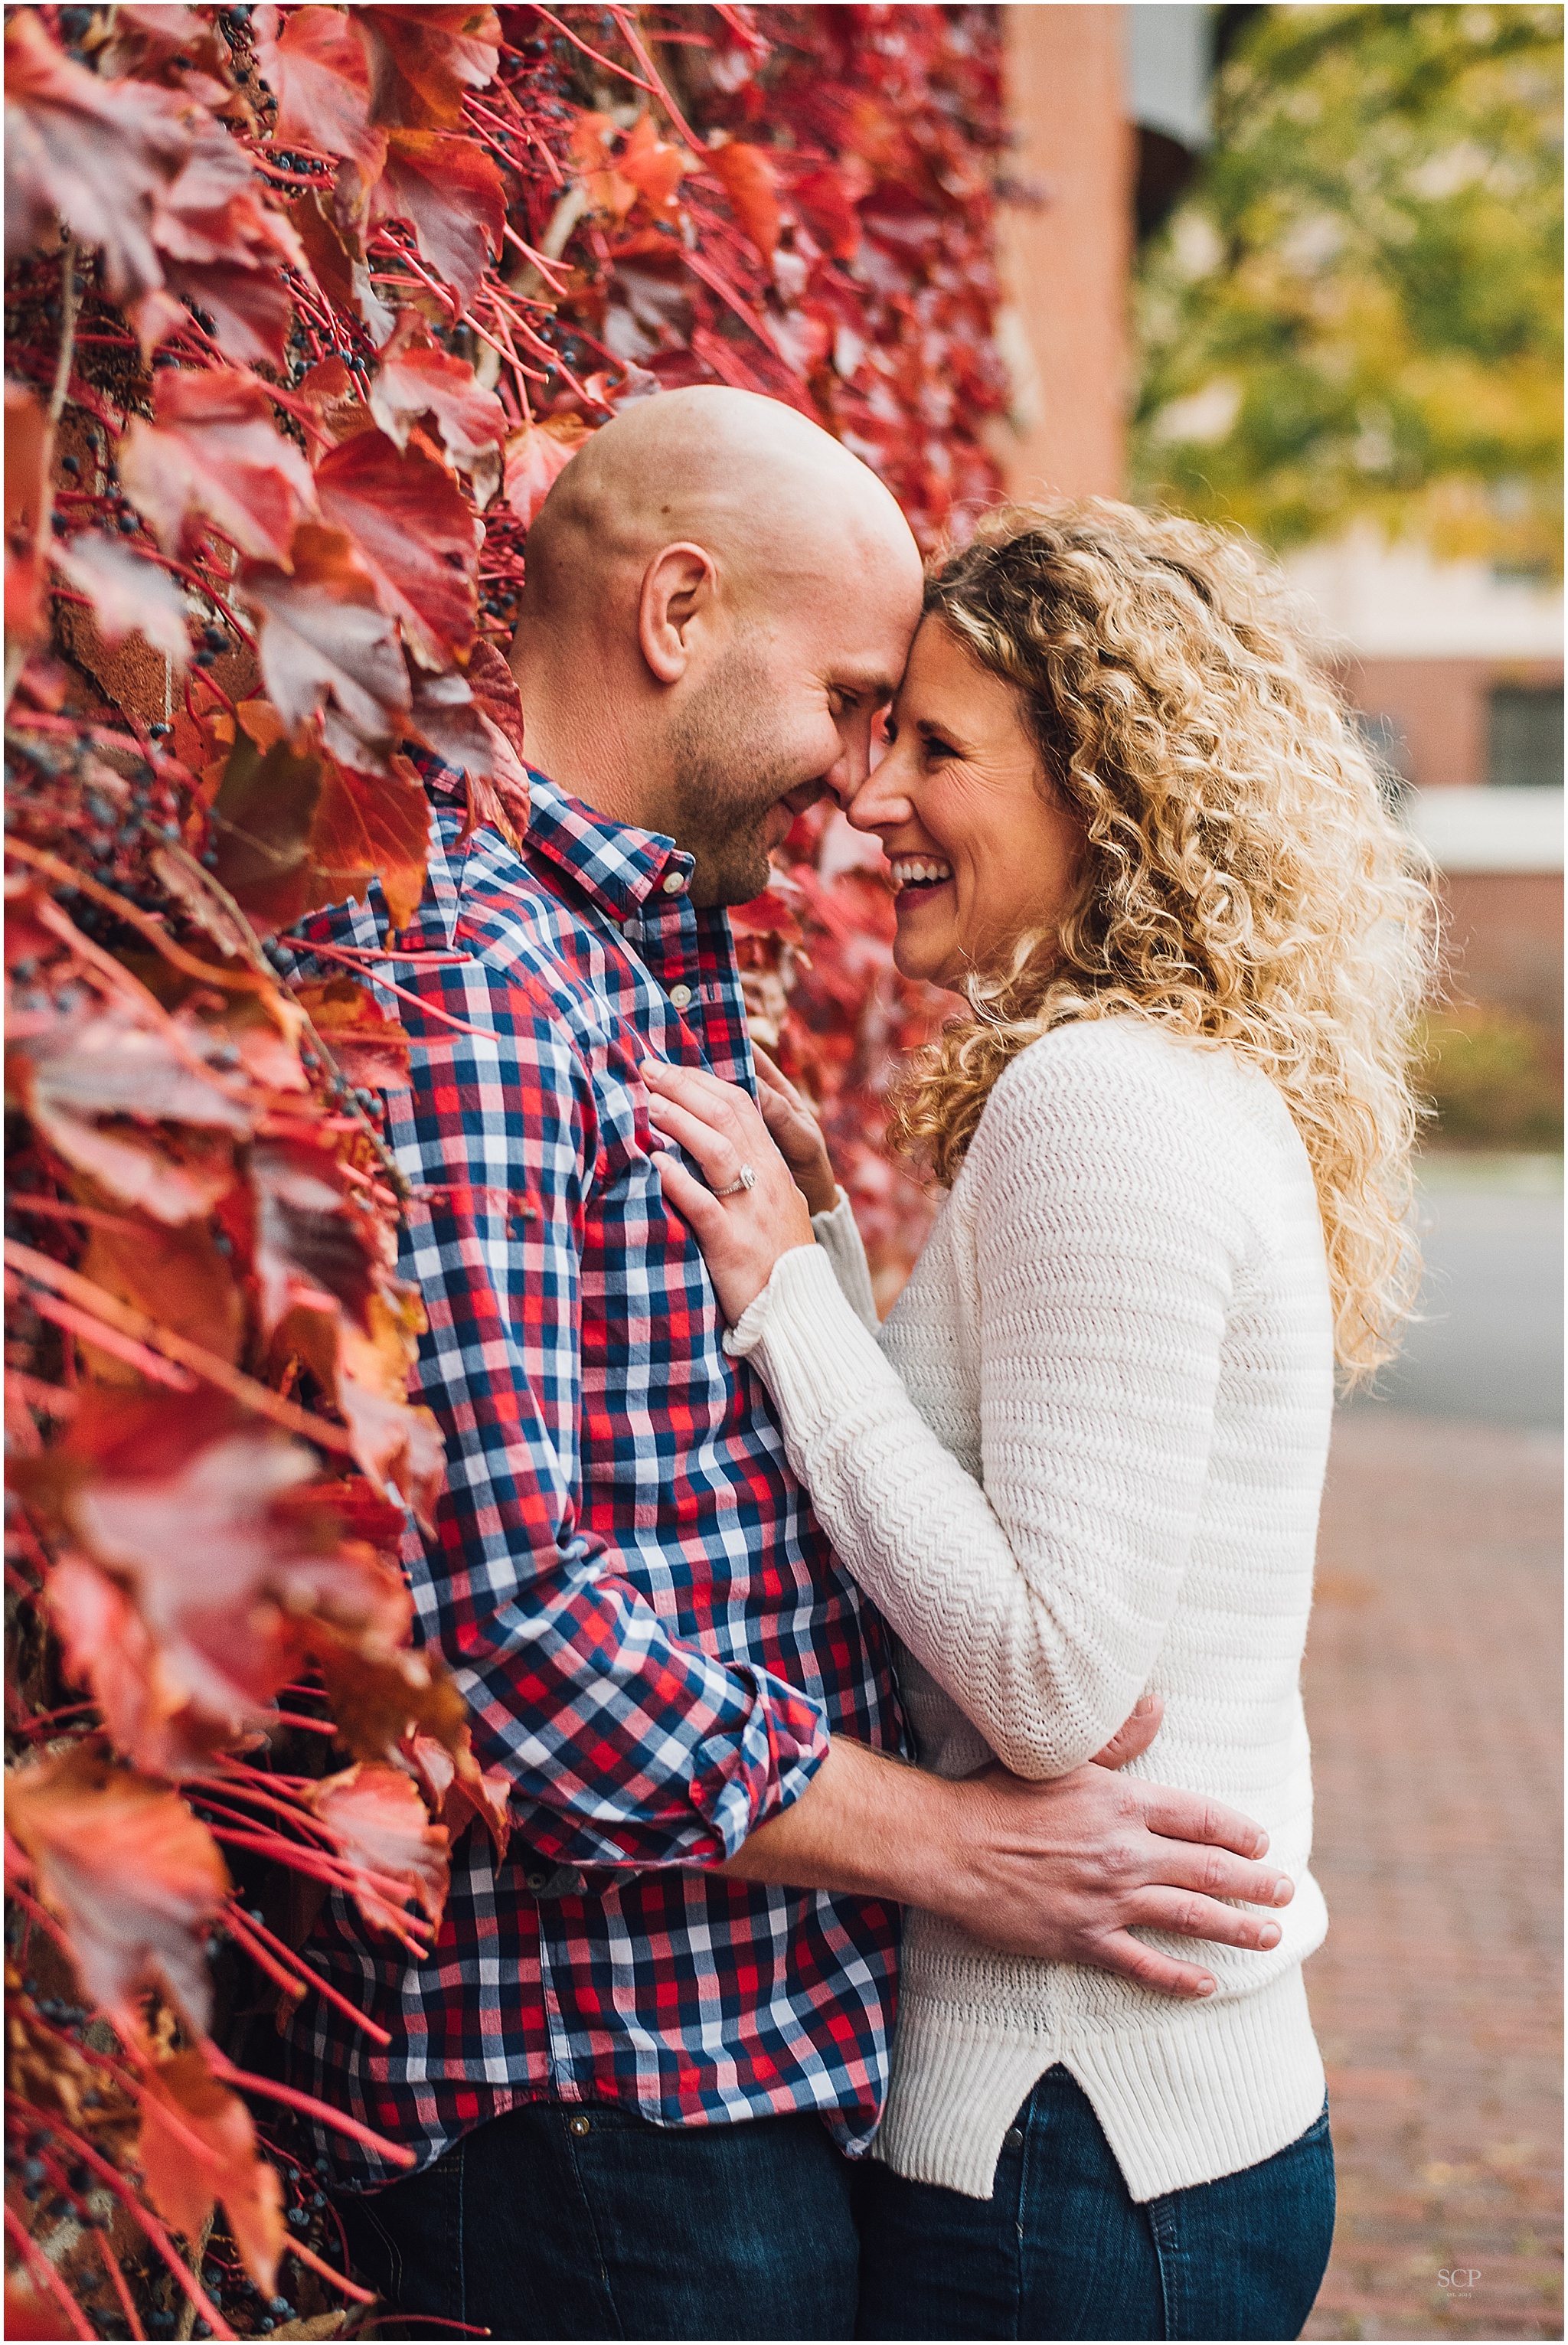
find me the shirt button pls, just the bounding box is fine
[662,870,687,894]
[568,2115,591,2138]
[1003,2126,1024,2151]
[668,983,693,1010]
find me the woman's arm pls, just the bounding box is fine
[809,1190,880,1333]
[652,1033,1249,1779]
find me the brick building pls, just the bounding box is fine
[988,5,1564,1043]
[1288,533,1563,1037]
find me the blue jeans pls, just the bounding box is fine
[336,2098,860,2340]
[855,2068,1334,2341]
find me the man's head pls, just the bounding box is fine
[509,387,925,903]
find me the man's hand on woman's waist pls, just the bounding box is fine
[720,1697,1293,2000]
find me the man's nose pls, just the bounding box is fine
[819,709,876,812]
[780,776,828,818]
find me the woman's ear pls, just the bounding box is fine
[639,541,718,684]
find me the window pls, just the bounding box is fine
[1488,684,1564,789]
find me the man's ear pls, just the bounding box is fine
[639,542,717,684]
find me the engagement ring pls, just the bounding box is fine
[714,1165,756,1197]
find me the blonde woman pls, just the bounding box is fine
[647,501,1432,2343]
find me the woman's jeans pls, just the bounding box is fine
[856,2066,1334,2341]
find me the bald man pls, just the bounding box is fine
[281,390,1288,2340]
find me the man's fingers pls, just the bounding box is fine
[755,1086,804,1144]
[1090,1693,1161,1770]
[1126,1889,1285,1954]
[1135,1783,1271,1860]
[1089,1929,1217,2001]
[752,1046,795,1100]
[1142,1839,1293,1909]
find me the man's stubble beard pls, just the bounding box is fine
[664,649,815,907]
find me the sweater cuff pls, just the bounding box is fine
[723,1242,887,1416]
[810,1189,880,1331]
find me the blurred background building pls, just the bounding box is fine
[986,8,1563,2338]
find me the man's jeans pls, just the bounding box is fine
[337,2098,860,2341]
[856,2067,1335,2341]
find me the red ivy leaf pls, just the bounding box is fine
[710,139,782,260]
[406,665,531,840]
[5,380,49,645]
[250,1134,389,1337]
[240,520,410,771]
[139,2052,285,2297]
[315,428,482,670]
[52,532,191,667]
[252,2,386,182]
[287,186,395,345]
[301,1760,450,1938]
[614,114,687,214]
[369,128,506,312]
[4,1742,230,2031]
[151,114,307,367]
[789,162,863,263]
[295,1281,442,1524]
[96,5,235,93]
[360,4,502,132]
[309,750,433,933]
[296,352,377,446]
[119,366,316,564]
[3,11,190,339]
[293,975,411,1092]
[398,1723,511,1865]
[502,413,590,527]
[206,727,325,937]
[46,1385,417,1770]
[9,997,250,1223]
[371,315,506,505]
[80,1211,243,1371]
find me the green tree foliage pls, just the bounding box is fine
[1133,5,1563,569]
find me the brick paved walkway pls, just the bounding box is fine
[1302,1409,1563,2341]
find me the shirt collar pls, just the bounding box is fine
[419,751,694,923]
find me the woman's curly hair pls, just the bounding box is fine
[890,498,1437,1388]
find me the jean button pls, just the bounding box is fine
[1003,2126,1024,2151]
[568,2115,591,2138]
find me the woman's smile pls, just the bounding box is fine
[889,854,954,905]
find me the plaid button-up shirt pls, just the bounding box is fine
[280,766,904,2187]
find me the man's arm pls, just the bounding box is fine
[722,1709,1293,2000]
[300,867,835,1876]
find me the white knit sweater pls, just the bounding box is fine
[725,1017,1334,2203]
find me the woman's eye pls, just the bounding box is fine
[925,736,956,763]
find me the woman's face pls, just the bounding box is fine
[846,617,1086,991]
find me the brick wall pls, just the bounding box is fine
[1343,657,1563,1035]
[994,5,1132,501]
[1441,873,1564,1034]
[1343,656,1563,792]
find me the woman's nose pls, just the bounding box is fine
[845,753,914,836]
